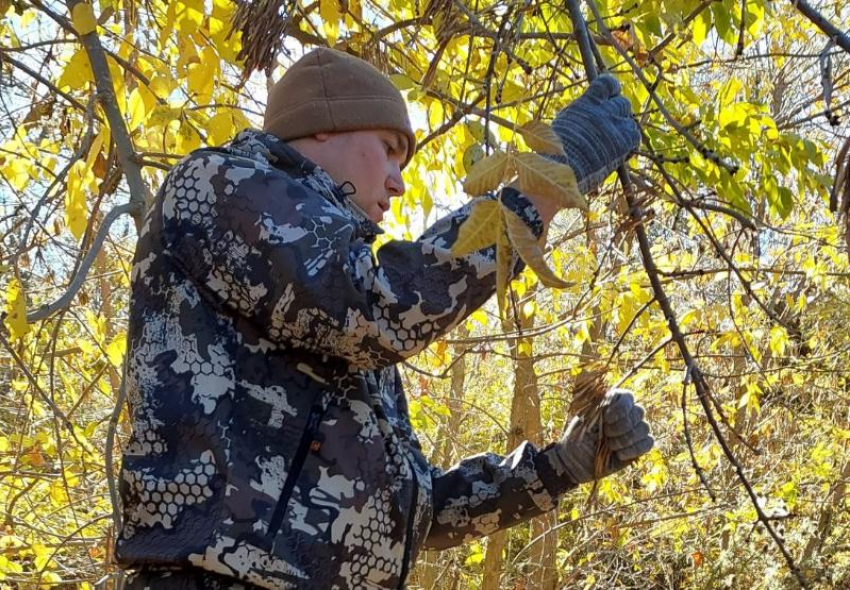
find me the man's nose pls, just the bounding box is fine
[386,170,405,196]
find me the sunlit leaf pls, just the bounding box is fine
[452,199,500,257]
[71,2,97,35]
[4,275,28,340]
[66,160,91,239]
[502,205,573,289]
[463,151,511,196]
[513,152,587,210]
[518,120,566,157]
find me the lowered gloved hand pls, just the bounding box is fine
[551,74,641,194]
[547,389,653,486]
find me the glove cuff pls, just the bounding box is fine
[536,442,581,497]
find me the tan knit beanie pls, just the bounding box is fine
[264,48,416,168]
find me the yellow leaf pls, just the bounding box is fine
[769,326,788,356]
[176,121,202,154]
[128,88,148,131]
[106,333,127,367]
[495,209,512,321]
[1,156,36,191]
[206,111,235,146]
[66,160,90,239]
[84,127,107,173]
[175,0,204,34]
[187,47,218,103]
[320,0,341,44]
[518,120,566,156]
[4,275,29,341]
[451,199,500,257]
[150,73,177,100]
[502,205,573,289]
[463,151,511,196]
[514,152,587,210]
[57,48,93,91]
[71,2,97,35]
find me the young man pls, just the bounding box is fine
[116,48,652,589]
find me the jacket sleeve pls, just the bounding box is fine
[156,150,542,370]
[423,442,577,550]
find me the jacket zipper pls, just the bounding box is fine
[397,461,418,589]
[267,403,324,538]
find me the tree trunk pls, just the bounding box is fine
[418,326,469,590]
[483,292,560,590]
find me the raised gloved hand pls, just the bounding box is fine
[551,74,641,194]
[548,389,653,486]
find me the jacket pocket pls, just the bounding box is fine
[266,402,326,538]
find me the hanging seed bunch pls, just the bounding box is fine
[569,367,611,505]
[230,0,294,77]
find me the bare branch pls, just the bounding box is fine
[791,0,850,55]
[27,203,134,322]
[0,51,91,113]
[64,0,149,229]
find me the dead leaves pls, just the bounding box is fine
[568,368,610,507]
[453,119,585,320]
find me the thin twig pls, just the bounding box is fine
[681,367,716,500]
[0,332,81,445]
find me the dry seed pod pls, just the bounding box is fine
[569,368,611,505]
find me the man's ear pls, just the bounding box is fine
[314,132,332,142]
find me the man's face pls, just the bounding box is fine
[311,130,408,224]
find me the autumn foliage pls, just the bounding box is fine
[0,0,849,588]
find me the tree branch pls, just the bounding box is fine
[0,51,90,113]
[64,0,148,229]
[27,203,134,322]
[569,0,812,586]
[791,0,850,55]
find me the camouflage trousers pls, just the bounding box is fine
[124,567,259,589]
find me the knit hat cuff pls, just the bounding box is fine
[264,95,415,168]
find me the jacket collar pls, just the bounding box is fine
[228,129,384,240]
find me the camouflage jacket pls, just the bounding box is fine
[116,129,576,589]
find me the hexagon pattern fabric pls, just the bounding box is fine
[116,129,576,589]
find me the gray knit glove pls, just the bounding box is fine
[551,74,641,194]
[549,389,653,485]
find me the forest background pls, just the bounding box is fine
[0,0,849,588]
